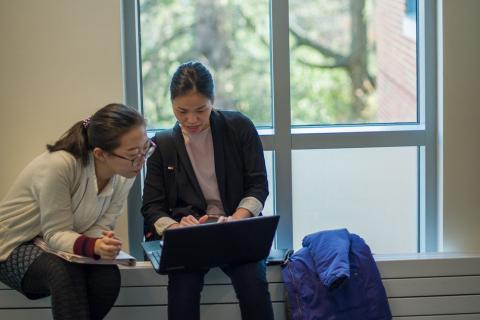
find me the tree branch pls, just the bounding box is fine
[237,8,269,48]
[298,58,347,69]
[289,23,347,63]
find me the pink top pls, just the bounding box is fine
[182,126,225,216]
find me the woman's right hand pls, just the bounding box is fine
[94,231,122,259]
[167,215,208,230]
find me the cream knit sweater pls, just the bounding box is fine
[0,151,135,262]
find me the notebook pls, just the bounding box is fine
[34,237,136,266]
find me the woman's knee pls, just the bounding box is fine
[31,253,84,284]
[22,253,88,303]
[86,265,121,292]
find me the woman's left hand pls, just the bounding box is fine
[217,216,237,223]
[217,208,252,223]
[98,231,122,258]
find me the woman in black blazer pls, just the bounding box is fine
[141,61,274,320]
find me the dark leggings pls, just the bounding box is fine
[22,253,121,320]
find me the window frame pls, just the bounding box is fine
[122,0,438,258]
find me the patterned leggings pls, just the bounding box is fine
[22,253,121,320]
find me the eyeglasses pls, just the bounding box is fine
[109,139,156,168]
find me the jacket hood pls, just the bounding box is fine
[302,228,351,288]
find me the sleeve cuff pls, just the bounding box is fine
[74,235,100,259]
[154,217,178,236]
[237,196,263,216]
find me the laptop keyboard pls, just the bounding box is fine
[151,250,161,264]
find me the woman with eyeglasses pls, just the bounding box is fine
[0,103,154,320]
[141,62,274,320]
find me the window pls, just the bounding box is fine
[292,147,418,253]
[139,0,272,128]
[123,0,438,257]
[289,0,417,125]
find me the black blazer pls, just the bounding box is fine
[141,110,269,232]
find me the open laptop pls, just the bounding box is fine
[142,215,280,274]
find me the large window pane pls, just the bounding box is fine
[289,0,417,125]
[139,0,272,129]
[292,147,418,254]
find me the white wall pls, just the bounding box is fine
[0,0,130,251]
[441,0,480,251]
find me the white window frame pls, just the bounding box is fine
[121,0,438,258]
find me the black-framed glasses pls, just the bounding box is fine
[109,139,156,168]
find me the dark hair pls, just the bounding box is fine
[46,103,145,166]
[170,61,215,102]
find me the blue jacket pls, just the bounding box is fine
[282,229,391,320]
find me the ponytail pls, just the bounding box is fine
[47,103,145,166]
[46,120,90,165]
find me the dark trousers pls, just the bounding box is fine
[22,253,121,320]
[168,260,274,320]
